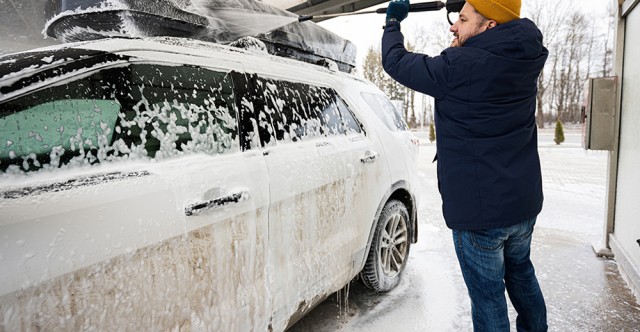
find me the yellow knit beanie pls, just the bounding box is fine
[466,0,521,24]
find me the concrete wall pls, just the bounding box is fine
[610,0,640,300]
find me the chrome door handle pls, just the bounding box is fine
[185,190,250,216]
[360,150,379,164]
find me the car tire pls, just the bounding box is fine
[360,199,411,292]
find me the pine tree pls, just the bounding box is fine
[362,46,406,107]
[362,46,384,88]
[429,122,436,143]
[554,119,565,145]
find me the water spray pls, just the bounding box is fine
[298,0,466,25]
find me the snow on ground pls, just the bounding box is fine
[290,128,640,331]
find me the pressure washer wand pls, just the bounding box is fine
[298,1,446,22]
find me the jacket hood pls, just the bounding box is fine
[465,18,545,61]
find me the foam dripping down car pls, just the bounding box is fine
[0,0,420,330]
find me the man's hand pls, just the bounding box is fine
[386,0,410,23]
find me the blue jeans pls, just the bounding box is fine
[452,217,547,332]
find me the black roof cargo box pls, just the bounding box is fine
[44,0,357,73]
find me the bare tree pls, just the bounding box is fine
[408,21,451,129]
[360,0,616,128]
[585,20,597,78]
[602,0,617,76]
[404,42,418,127]
[525,0,613,125]
[525,0,572,128]
[563,12,588,122]
[415,20,452,54]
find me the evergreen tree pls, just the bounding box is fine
[362,46,408,120]
[429,122,436,143]
[362,46,385,88]
[554,119,565,145]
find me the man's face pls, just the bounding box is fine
[449,3,495,47]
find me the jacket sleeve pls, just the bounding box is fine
[382,21,449,100]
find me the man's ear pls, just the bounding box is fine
[487,20,498,29]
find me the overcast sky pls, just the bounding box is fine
[318,0,615,68]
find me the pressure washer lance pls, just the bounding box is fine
[298,0,465,25]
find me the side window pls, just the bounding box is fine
[253,78,328,145]
[0,64,238,174]
[114,65,238,159]
[320,92,364,136]
[360,92,409,131]
[250,76,362,146]
[334,93,363,135]
[0,99,120,170]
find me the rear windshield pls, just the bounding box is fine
[360,92,409,131]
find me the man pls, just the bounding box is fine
[382,0,548,331]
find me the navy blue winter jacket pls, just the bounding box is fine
[382,19,548,230]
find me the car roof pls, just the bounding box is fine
[0,36,373,103]
[1,36,362,79]
[0,47,130,99]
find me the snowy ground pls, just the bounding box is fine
[290,128,640,331]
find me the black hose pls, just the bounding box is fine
[375,1,445,14]
[298,1,458,23]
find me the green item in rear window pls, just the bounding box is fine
[0,99,120,159]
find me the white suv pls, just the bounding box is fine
[0,7,419,332]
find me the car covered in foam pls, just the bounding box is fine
[0,1,420,330]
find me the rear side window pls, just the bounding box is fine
[335,95,361,133]
[249,76,362,146]
[1,99,119,158]
[361,92,409,131]
[0,63,238,174]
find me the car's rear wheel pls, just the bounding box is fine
[360,200,411,292]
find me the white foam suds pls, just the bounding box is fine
[184,0,298,41]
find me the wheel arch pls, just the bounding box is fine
[358,181,418,273]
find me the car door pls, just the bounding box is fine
[241,73,387,329]
[0,55,271,331]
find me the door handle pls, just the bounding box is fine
[185,190,250,216]
[360,150,379,164]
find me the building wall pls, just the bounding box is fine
[611,0,640,300]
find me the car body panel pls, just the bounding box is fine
[0,153,272,330]
[0,37,418,330]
